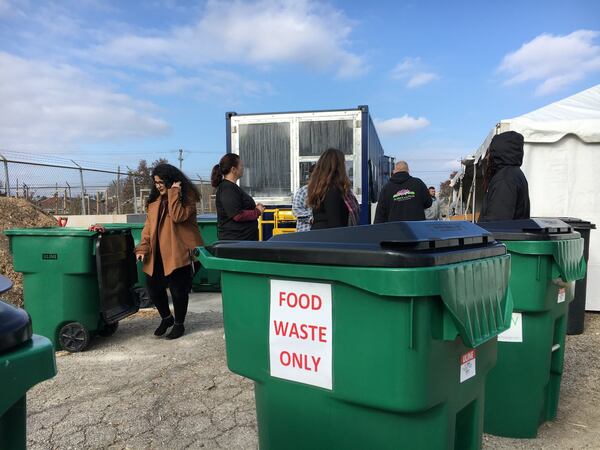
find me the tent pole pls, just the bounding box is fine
[472,166,477,223]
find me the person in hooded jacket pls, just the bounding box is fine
[374,161,432,223]
[479,131,530,221]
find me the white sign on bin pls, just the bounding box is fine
[498,312,523,343]
[269,279,332,390]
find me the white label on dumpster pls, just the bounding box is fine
[497,313,523,343]
[558,288,566,303]
[269,279,332,390]
[460,350,476,383]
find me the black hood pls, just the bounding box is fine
[390,171,411,184]
[489,131,524,169]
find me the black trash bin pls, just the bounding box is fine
[557,218,597,335]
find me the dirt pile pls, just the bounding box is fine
[0,197,57,307]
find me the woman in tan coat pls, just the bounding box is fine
[135,164,203,339]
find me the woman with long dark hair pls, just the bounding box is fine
[308,148,358,229]
[135,163,203,340]
[211,154,265,240]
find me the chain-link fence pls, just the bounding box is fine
[0,152,216,215]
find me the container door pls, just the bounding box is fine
[96,231,140,323]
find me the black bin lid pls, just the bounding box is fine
[555,217,596,230]
[208,221,506,267]
[478,218,581,241]
[0,276,32,354]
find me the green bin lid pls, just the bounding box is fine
[197,214,217,222]
[101,223,145,229]
[4,227,96,237]
[208,221,506,267]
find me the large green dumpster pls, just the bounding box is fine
[0,276,56,450]
[200,221,513,450]
[193,215,221,292]
[479,218,586,438]
[5,228,140,352]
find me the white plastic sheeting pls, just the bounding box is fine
[518,137,600,311]
[463,84,600,310]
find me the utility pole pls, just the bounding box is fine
[178,149,183,170]
[116,166,121,214]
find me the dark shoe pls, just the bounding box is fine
[166,323,185,340]
[154,316,174,336]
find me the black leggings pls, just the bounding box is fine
[146,260,195,324]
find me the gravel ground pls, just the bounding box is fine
[484,312,600,450]
[26,294,600,449]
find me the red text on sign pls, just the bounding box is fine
[279,291,322,310]
[461,350,476,365]
[273,320,327,343]
[279,351,321,372]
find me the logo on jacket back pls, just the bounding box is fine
[393,189,416,202]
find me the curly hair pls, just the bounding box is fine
[307,148,351,209]
[146,163,200,207]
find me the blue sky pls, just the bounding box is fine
[1,0,599,186]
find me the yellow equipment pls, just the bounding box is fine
[258,208,297,241]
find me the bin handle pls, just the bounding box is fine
[438,256,513,348]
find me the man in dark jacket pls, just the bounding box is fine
[374,161,432,223]
[479,131,530,221]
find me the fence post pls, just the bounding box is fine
[66,182,72,213]
[132,175,138,214]
[72,160,86,215]
[116,166,121,214]
[0,154,10,196]
[196,173,205,214]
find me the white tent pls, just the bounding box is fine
[464,84,600,310]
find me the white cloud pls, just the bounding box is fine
[390,57,439,88]
[375,115,430,136]
[443,158,462,171]
[0,52,169,152]
[0,0,26,18]
[91,0,366,78]
[499,30,600,95]
[142,70,274,100]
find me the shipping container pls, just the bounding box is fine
[226,106,394,224]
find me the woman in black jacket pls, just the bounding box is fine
[211,154,265,240]
[308,148,354,229]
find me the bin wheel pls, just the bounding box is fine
[58,322,90,352]
[98,321,119,337]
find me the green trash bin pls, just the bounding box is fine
[479,218,586,438]
[4,227,140,352]
[193,215,221,292]
[200,221,513,450]
[0,276,56,450]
